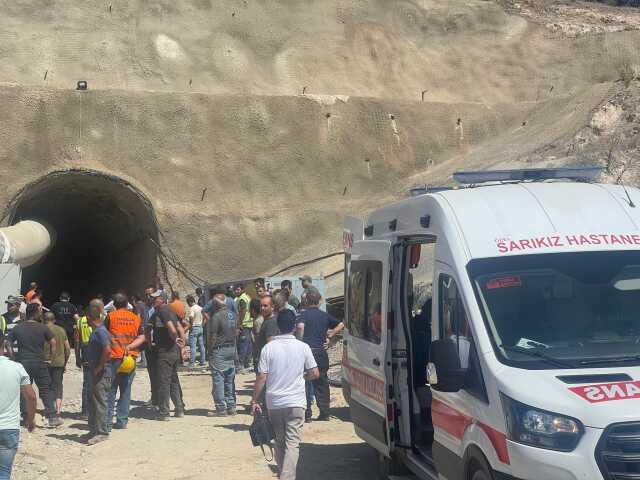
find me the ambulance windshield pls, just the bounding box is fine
[470,251,640,369]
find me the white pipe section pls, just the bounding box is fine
[0,220,53,268]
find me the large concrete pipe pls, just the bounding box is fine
[0,220,53,268]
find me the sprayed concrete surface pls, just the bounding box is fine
[11,358,374,480]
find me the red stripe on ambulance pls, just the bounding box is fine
[432,399,510,465]
[570,380,640,403]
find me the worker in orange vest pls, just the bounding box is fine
[105,293,145,430]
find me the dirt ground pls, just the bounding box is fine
[12,353,378,480]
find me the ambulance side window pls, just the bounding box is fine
[438,274,487,402]
[348,260,383,344]
[439,275,470,366]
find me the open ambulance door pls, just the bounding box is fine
[344,238,392,456]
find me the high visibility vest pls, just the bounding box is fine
[76,316,93,346]
[235,293,253,328]
[106,309,142,359]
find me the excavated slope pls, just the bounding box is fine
[0,0,639,295]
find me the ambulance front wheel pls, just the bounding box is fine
[465,448,494,480]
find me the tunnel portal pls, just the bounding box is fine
[9,170,158,306]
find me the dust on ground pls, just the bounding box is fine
[12,354,377,480]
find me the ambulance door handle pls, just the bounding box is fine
[372,358,381,367]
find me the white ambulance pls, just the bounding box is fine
[342,167,640,480]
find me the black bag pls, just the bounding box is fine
[250,412,275,461]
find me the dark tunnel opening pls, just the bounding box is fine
[9,170,158,307]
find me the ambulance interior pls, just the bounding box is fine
[470,250,640,368]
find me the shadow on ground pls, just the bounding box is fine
[129,406,160,420]
[295,442,378,480]
[330,407,350,422]
[218,423,251,432]
[47,432,90,444]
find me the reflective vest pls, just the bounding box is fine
[76,316,93,346]
[106,309,142,359]
[235,293,253,328]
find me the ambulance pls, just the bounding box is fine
[341,167,640,480]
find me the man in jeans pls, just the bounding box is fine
[207,289,237,416]
[186,295,207,367]
[149,291,186,420]
[8,303,62,428]
[295,287,343,422]
[85,303,113,445]
[0,331,36,480]
[252,310,319,480]
[105,293,145,430]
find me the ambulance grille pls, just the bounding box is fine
[597,422,640,480]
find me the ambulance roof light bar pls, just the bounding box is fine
[453,166,603,185]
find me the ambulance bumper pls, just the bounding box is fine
[505,426,603,480]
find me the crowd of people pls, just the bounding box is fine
[0,274,344,480]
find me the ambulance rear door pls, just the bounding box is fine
[344,239,392,456]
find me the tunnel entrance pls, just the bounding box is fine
[8,170,158,306]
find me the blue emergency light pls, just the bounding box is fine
[453,166,602,185]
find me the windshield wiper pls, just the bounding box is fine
[580,355,640,366]
[500,344,575,369]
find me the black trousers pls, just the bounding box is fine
[21,361,55,419]
[156,347,184,416]
[147,348,159,405]
[305,349,330,417]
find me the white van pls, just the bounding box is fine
[342,167,640,480]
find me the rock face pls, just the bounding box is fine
[0,0,638,299]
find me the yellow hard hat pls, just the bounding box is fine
[118,355,136,374]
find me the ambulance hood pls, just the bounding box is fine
[496,363,640,429]
[438,182,640,260]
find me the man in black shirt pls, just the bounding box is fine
[8,303,63,427]
[296,287,343,422]
[149,291,186,420]
[50,292,78,347]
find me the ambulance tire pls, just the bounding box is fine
[465,447,494,480]
[378,451,410,479]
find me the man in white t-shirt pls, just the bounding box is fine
[0,332,37,479]
[186,295,207,367]
[251,310,319,480]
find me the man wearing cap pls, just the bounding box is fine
[148,291,186,420]
[207,288,238,416]
[1,297,22,335]
[251,310,319,480]
[296,286,343,422]
[50,292,79,347]
[299,275,313,290]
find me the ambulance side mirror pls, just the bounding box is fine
[429,339,467,392]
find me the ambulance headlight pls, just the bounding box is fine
[501,394,583,451]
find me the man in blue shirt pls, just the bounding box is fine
[295,287,343,422]
[85,303,112,445]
